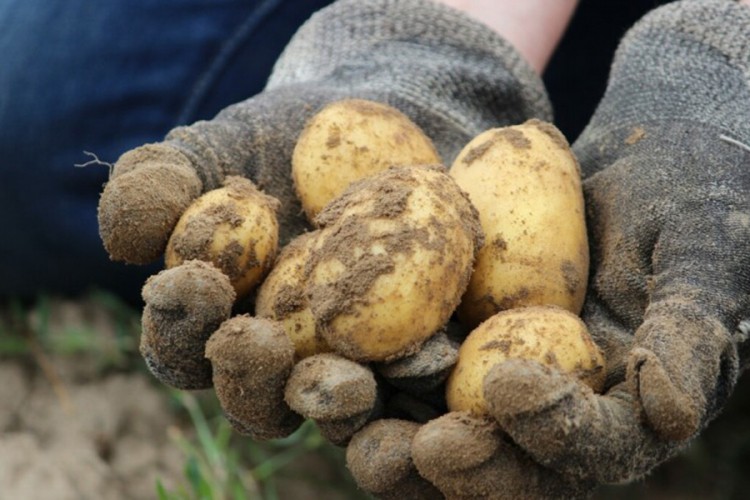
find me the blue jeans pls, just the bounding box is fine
[0,0,332,303]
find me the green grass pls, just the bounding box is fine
[0,290,140,369]
[159,391,369,500]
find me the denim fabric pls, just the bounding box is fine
[0,0,332,303]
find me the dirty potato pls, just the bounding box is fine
[255,231,331,359]
[450,119,589,328]
[165,176,280,299]
[292,99,441,222]
[306,165,483,362]
[446,305,605,415]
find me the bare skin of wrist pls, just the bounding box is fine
[435,0,579,74]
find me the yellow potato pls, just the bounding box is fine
[306,165,483,362]
[292,99,441,222]
[165,176,280,299]
[255,232,331,359]
[446,306,605,415]
[450,119,589,328]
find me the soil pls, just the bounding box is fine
[0,296,360,500]
[0,356,184,500]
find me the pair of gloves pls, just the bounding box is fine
[98,0,750,497]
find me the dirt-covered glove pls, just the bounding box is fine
[397,1,750,497]
[97,0,550,458]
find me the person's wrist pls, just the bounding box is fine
[433,0,578,73]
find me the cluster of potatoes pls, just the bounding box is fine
[137,98,605,492]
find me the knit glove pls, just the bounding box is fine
[399,1,750,497]
[96,0,549,476]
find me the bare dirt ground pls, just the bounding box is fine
[0,295,185,499]
[0,357,183,499]
[2,295,749,499]
[0,295,362,500]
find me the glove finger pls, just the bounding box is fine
[205,315,303,440]
[625,206,750,441]
[484,359,677,484]
[284,353,378,421]
[410,411,589,499]
[97,143,202,264]
[582,139,750,441]
[140,260,235,390]
[284,352,380,446]
[376,328,459,394]
[346,419,442,499]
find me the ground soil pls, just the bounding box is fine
[0,296,359,500]
[0,355,184,500]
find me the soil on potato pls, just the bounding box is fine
[307,166,482,362]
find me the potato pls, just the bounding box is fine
[255,231,331,358]
[292,99,441,222]
[165,176,280,299]
[446,305,605,415]
[450,119,589,328]
[306,165,483,362]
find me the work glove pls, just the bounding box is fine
[96,0,549,482]
[376,0,750,498]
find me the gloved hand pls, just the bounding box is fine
[367,1,750,498]
[98,0,549,264]
[96,0,549,468]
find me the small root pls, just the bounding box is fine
[75,151,114,178]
